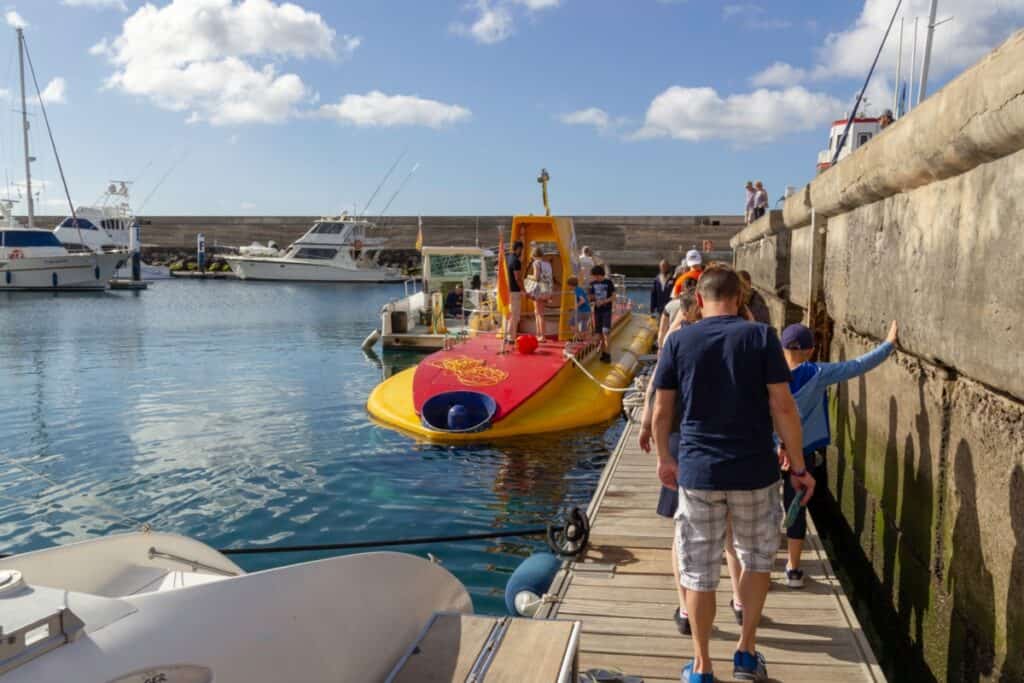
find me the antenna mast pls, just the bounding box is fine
[17,28,34,228]
[537,168,550,216]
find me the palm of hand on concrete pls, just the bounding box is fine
[886,320,899,346]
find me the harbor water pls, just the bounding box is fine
[0,281,624,614]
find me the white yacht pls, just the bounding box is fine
[0,532,472,682]
[52,182,171,281]
[0,27,127,291]
[225,216,406,282]
[0,201,125,291]
[379,245,497,350]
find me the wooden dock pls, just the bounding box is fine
[538,417,885,683]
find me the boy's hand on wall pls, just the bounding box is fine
[886,320,899,346]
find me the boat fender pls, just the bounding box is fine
[361,328,381,350]
[52,272,58,287]
[4,271,10,284]
[94,265,101,280]
[516,334,538,355]
[505,551,560,617]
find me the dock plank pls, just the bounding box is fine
[537,416,886,683]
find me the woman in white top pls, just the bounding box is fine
[578,246,595,286]
[529,245,555,341]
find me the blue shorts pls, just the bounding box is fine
[593,307,612,334]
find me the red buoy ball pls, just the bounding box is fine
[516,334,539,355]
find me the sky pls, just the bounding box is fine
[1,0,1021,217]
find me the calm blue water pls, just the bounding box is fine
[0,281,622,613]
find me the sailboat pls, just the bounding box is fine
[0,28,126,291]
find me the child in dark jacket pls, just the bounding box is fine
[778,320,899,587]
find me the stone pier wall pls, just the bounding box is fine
[47,214,742,272]
[732,30,1024,682]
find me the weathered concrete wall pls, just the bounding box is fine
[733,29,1024,682]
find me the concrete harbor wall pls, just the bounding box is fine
[98,214,743,271]
[733,29,1024,682]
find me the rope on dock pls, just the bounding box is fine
[564,352,636,394]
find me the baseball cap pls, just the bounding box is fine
[781,324,814,350]
[684,249,702,267]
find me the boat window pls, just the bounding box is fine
[2,230,63,247]
[294,247,338,260]
[858,132,872,147]
[58,217,99,230]
[100,219,126,231]
[313,223,345,234]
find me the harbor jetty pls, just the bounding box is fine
[732,29,1024,682]
[538,417,884,682]
[28,214,742,274]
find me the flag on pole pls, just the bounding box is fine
[496,227,509,318]
[415,216,423,251]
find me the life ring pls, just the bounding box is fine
[8,249,23,260]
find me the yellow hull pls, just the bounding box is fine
[367,313,657,442]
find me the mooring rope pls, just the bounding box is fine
[563,350,636,393]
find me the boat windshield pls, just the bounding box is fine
[58,217,100,230]
[294,247,338,260]
[312,223,347,234]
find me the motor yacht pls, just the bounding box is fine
[225,216,406,283]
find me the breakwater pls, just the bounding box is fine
[38,214,741,274]
[734,29,1024,682]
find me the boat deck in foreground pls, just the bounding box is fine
[538,417,886,683]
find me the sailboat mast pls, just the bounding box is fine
[17,28,34,228]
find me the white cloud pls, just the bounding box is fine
[95,0,355,125]
[633,85,842,143]
[760,1,1024,98]
[452,0,559,44]
[560,108,611,130]
[61,0,128,10]
[40,78,67,105]
[5,10,27,28]
[319,91,471,128]
[722,4,792,30]
[751,61,808,88]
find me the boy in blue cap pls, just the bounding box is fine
[778,319,899,588]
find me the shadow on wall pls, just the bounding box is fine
[946,440,996,681]
[1005,465,1024,683]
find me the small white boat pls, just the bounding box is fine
[380,245,497,350]
[225,216,406,283]
[0,531,472,682]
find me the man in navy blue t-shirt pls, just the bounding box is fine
[652,266,813,683]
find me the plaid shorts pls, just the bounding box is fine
[674,482,782,591]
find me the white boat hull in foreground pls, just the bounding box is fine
[0,251,126,291]
[0,532,472,682]
[226,255,406,282]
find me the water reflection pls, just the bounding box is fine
[0,281,617,613]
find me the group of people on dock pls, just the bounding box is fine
[639,261,898,682]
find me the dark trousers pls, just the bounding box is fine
[783,449,827,541]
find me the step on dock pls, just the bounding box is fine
[537,418,886,683]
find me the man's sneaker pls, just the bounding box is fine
[681,661,715,683]
[729,599,744,625]
[785,566,805,588]
[673,607,691,636]
[733,650,767,682]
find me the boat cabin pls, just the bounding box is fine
[500,216,578,341]
[816,117,881,173]
[380,245,496,350]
